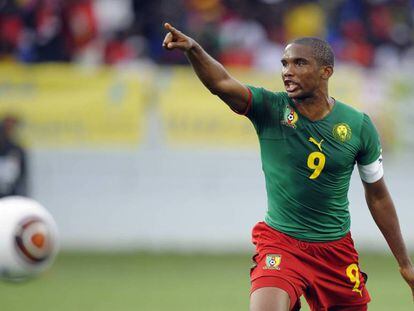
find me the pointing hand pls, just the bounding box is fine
[162,23,194,52]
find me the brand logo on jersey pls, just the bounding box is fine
[281,105,298,128]
[263,254,281,270]
[333,123,352,142]
[309,137,324,151]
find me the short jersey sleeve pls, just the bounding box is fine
[244,85,286,135]
[356,114,384,183]
[357,114,382,165]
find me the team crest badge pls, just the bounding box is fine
[263,254,281,270]
[281,105,298,128]
[333,123,352,142]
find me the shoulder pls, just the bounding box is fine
[245,86,289,126]
[246,86,290,116]
[332,100,366,130]
[247,85,289,103]
[335,101,377,129]
[329,100,374,146]
[332,100,381,150]
[334,100,365,119]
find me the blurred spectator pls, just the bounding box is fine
[0,116,28,198]
[0,0,413,68]
[284,2,326,40]
[63,0,97,60]
[103,31,136,64]
[0,0,24,58]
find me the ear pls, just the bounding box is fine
[320,66,333,80]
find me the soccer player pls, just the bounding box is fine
[162,22,414,310]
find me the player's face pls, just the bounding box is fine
[281,43,324,99]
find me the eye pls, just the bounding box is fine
[281,60,287,67]
[296,59,307,66]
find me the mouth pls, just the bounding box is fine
[284,80,300,93]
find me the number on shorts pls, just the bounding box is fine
[346,263,363,296]
[307,151,326,179]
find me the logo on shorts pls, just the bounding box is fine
[263,254,281,270]
[281,105,298,129]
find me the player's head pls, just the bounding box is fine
[281,37,334,100]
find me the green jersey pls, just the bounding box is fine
[246,86,382,241]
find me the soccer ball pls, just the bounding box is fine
[0,196,59,282]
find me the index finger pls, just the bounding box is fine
[164,22,178,34]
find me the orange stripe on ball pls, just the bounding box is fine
[31,233,45,249]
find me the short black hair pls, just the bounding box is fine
[292,37,334,67]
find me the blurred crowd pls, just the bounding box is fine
[0,0,413,69]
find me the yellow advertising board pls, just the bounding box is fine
[0,63,146,147]
[159,67,265,149]
[0,64,397,150]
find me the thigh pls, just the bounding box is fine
[251,276,301,311]
[250,287,291,311]
[250,222,309,310]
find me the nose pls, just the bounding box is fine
[282,64,294,78]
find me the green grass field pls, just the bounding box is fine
[0,252,412,311]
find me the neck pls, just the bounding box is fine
[293,91,334,121]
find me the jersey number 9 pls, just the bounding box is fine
[307,151,326,179]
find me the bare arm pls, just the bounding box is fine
[162,23,250,114]
[363,178,414,300]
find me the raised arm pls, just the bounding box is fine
[162,23,250,114]
[363,178,414,300]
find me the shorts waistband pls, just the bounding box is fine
[260,221,352,249]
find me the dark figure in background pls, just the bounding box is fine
[0,116,28,198]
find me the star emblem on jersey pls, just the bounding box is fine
[333,123,352,142]
[263,254,281,270]
[281,105,298,128]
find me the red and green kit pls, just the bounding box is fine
[245,86,383,242]
[243,86,383,310]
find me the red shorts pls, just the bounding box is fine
[250,222,370,311]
